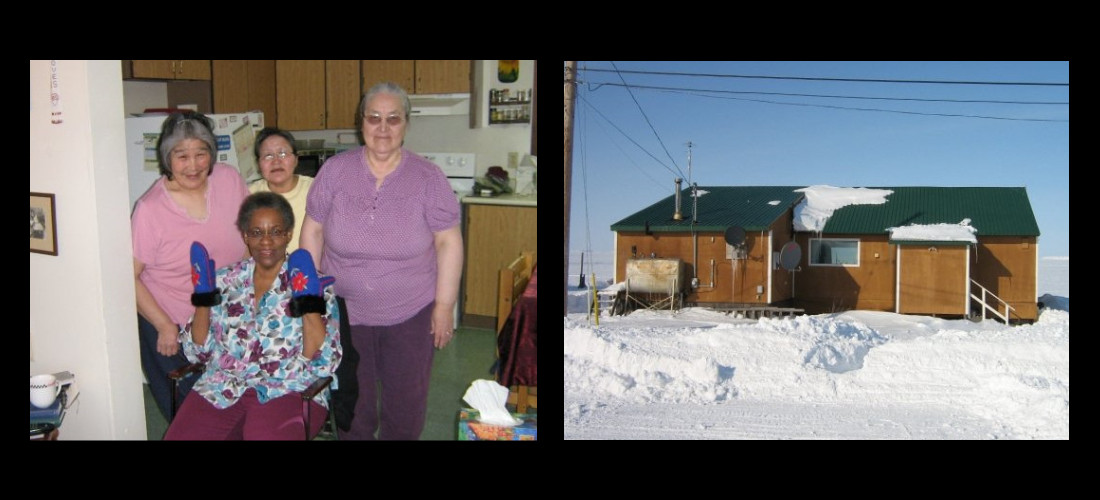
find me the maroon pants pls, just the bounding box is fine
[338,303,435,440]
[164,388,326,440]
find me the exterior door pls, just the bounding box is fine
[898,245,968,315]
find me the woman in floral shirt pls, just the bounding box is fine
[164,192,341,440]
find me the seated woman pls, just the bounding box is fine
[164,192,341,440]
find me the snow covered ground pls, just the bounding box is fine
[564,257,1069,439]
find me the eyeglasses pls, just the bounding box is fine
[260,151,294,162]
[245,227,290,240]
[364,113,405,126]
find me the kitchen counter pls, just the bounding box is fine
[459,195,537,329]
[461,193,537,207]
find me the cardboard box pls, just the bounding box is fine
[458,408,537,441]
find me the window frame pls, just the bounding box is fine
[809,238,861,267]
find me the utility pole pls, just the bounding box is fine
[564,61,577,317]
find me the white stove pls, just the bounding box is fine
[417,152,475,328]
[420,152,476,199]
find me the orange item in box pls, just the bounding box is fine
[458,409,536,441]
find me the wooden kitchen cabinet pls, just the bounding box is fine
[213,60,277,127]
[326,60,361,129]
[129,60,211,80]
[362,60,415,94]
[276,60,325,130]
[276,60,360,130]
[175,60,211,80]
[362,60,470,95]
[415,60,470,94]
[463,203,538,328]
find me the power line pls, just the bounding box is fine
[664,89,1069,123]
[584,81,1069,105]
[609,61,686,179]
[582,67,1069,86]
[577,93,683,178]
[581,102,669,192]
[584,80,1068,123]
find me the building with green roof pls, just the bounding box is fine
[610,186,1039,322]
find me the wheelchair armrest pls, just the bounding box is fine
[168,363,205,381]
[300,376,333,401]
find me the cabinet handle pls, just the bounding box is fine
[179,60,184,74]
[171,60,176,75]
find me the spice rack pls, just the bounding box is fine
[488,88,532,125]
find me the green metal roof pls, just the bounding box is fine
[610,186,805,232]
[821,187,1040,237]
[611,186,1040,237]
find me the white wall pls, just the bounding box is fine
[30,60,147,439]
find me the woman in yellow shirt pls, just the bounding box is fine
[249,127,314,253]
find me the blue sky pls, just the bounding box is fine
[567,61,1069,262]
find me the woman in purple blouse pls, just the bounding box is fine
[300,82,463,440]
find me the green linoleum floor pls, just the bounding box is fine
[145,326,502,440]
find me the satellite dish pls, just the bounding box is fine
[724,226,746,246]
[779,241,802,271]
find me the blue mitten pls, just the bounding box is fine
[288,249,333,317]
[190,241,221,307]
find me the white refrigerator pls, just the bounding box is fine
[125,112,264,210]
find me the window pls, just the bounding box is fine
[810,238,859,267]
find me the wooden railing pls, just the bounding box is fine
[969,279,1015,324]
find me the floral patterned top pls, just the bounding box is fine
[180,257,342,409]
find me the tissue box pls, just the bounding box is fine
[458,408,537,441]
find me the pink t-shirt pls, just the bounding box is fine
[132,163,249,326]
[306,148,460,326]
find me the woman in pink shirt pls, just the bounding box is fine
[301,83,463,440]
[131,111,249,423]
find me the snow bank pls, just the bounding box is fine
[565,303,1069,439]
[793,185,893,232]
[564,315,736,404]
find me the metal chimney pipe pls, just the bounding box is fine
[673,178,683,220]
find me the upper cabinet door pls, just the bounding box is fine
[247,60,277,127]
[130,60,176,79]
[276,60,326,130]
[175,60,211,80]
[362,60,414,95]
[213,60,249,113]
[326,60,361,130]
[130,60,210,80]
[415,60,470,94]
[213,60,277,127]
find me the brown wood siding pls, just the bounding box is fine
[731,230,771,304]
[615,230,773,304]
[972,237,1038,321]
[794,235,896,314]
[616,228,1038,322]
[899,245,967,315]
[768,207,797,304]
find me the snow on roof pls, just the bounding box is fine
[888,219,978,243]
[792,185,893,232]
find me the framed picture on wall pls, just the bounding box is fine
[30,192,57,256]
